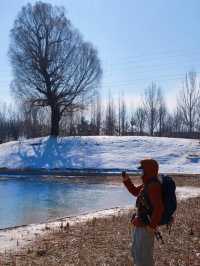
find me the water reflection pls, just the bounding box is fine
[0,176,135,229]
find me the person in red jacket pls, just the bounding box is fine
[122,159,164,266]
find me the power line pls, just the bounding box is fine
[0,59,199,85]
[103,66,200,81]
[103,48,200,66]
[103,56,200,73]
[0,71,196,88]
[102,71,200,87]
[1,49,200,73]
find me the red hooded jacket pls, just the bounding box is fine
[123,159,164,229]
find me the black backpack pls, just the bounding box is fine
[141,175,177,226]
[159,175,177,225]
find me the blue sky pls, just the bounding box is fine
[1,0,200,110]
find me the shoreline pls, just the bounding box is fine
[0,185,200,254]
[1,196,200,265]
[0,206,133,253]
[0,168,200,177]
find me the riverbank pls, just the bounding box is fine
[0,175,199,265]
[1,197,199,265]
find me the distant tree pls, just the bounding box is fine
[0,103,21,142]
[77,116,90,136]
[118,95,121,136]
[91,93,102,135]
[130,113,136,135]
[90,93,102,135]
[21,103,38,138]
[143,82,161,136]
[96,94,102,135]
[157,89,167,136]
[9,1,102,137]
[104,94,116,135]
[68,109,76,136]
[172,107,184,133]
[121,98,127,135]
[177,71,199,135]
[117,94,127,135]
[196,99,200,132]
[134,106,146,134]
[163,113,174,136]
[124,120,129,135]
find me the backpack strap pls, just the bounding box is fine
[144,177,161,195]
[143,177,162,220]
[136,177,162,225]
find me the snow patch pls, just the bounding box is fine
[176,186,200,200]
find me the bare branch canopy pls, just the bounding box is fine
[9,1,102,136]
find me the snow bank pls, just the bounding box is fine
[0,136,199,174]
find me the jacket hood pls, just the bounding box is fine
[139,159,159,182]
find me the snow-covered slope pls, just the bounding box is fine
[0,136,199,174]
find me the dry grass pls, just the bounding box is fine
[0,176,200,266]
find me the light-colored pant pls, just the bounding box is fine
[132,227,155,266]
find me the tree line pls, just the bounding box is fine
[1,70,200,142]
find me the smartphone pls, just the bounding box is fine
[122,171,126,177]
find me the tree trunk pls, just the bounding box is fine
[50,105,60,137]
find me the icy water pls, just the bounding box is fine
[0,176,135,229]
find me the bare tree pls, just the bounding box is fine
[118,95,121,136]
[121,97,127,135]
[89,93,102,135]
[68,110,76,136]
[157,90,167,136]
[9,1,102,137]
[134,106,146,134]
[163,113,174,136]
[130,113,136,135]
[172,107,184,133]
[0,102,21,142]
[143,82,161,136]
[177,71,199,135]
[104,93,116,135]
[117,94,127,135]
[95,93,102,135]
[196,101,200,132]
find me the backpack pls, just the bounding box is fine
[159,175,177,225]
[141,175,177,226]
